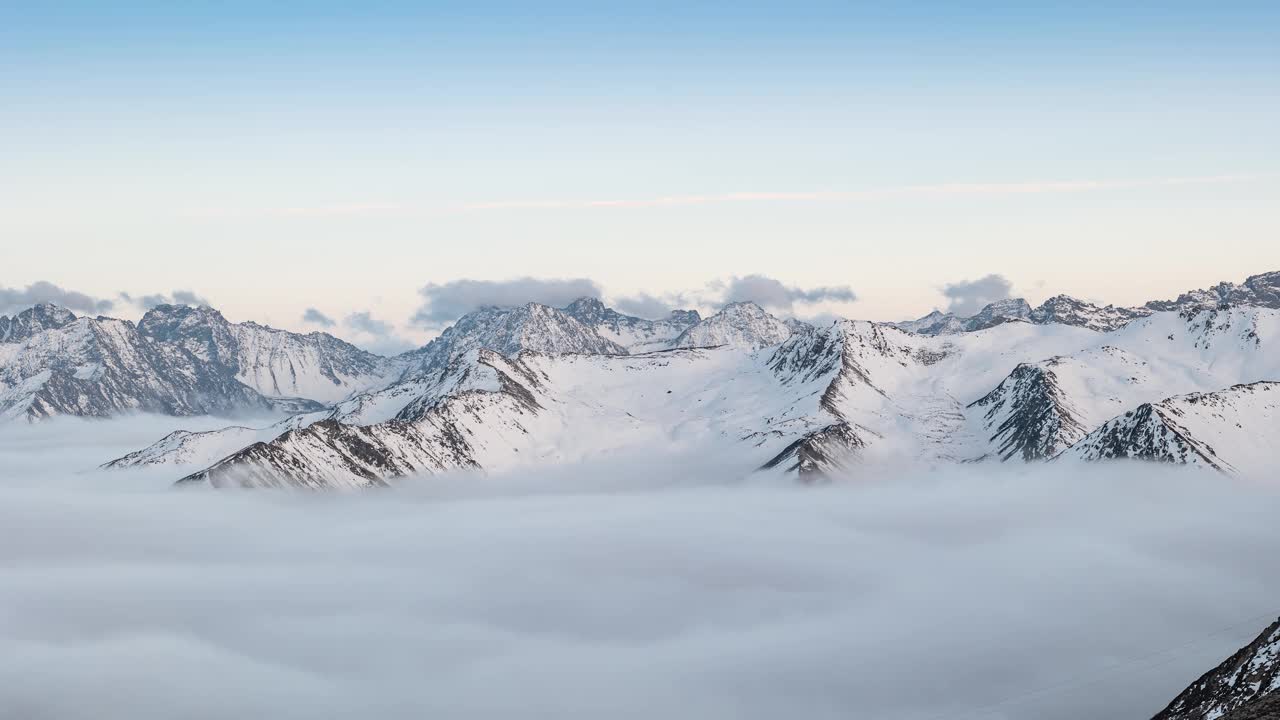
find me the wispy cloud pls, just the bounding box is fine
[188,174,1263,219]
[454,174,1261,213]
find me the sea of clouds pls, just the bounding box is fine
[2,416,1278,720]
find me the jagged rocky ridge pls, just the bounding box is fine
[151,300,1280,487]
[3,269,1262,485]
[0,303,399,422]
[1060,382,1277,477]
[1152,616,1280,720]
[893,270,1280,337]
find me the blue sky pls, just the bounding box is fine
[2,1,1277,345]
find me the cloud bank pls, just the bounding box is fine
[413,277,604,327]
[302,308,336,328]
[0,281,115,316]
[1,417,1278,720]
[723,274,857,314]
[942,274,1015,316]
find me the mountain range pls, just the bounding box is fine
[2,270,1276,487]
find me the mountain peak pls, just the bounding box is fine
[671,301,792,350]
[0,303,80,343]
[562,296,607,321]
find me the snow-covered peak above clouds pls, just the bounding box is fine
[1146,270,1280,312]
[894,269,1280,336]
[0,303,80,343]
[405,302,627,378]
[561,296,701,352]
[670,301,793,350]
[1027,294,1152,332]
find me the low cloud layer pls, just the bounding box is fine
[942,273,1014,316]
[0,281,115,316]
[414,277,603,327]
[2,417,1277,720]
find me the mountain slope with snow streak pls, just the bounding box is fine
[1058,382,1278,476]
[1152,616,1280,720]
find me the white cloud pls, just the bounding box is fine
[0,281,114,316]
[413,277,603,327]
[302,308,336,328]
[942,274,1015,316]
[0,417,1277,720]
[723,274,857,313]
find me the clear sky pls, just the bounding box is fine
[3,1,1278,349]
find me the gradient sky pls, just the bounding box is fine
[3,1,1278,348]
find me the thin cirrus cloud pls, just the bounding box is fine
[238,173,1261,218]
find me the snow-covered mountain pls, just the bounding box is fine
[403,302,626,378]
[970,305,1279,463]
[670,301,794,350]
[138,304,401,403]
[1059,382,1277,477]
[1146,270,1280,312]
[0,303,79,343]
[54,269,1276,487]
[1028,294,1152,331]
[1152,616,1280,720]
[896,270,1280,337]
[0,303,398,422]
[894,295,1149,335]
[561,297,701,352]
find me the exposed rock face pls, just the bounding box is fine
[561,297,700,352]
[1152,617,1280,720]
[969,361,1088,461]
[671,301,793,350]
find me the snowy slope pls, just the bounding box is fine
[1152,616,1280,720]
[0,314,281,422]
[966,306,1280,462]
[1058,382,1278,476]
[175,316,1111,487]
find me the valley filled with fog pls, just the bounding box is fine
[3,416,1277,720]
